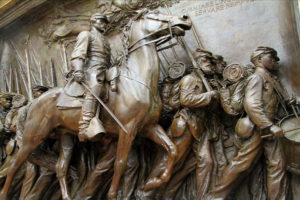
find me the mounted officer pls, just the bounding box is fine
[71,13,111,141]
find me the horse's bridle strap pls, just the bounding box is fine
[128,34,171,54]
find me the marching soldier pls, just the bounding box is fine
[206,47,287,200]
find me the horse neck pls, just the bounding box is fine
[126,23,160,93]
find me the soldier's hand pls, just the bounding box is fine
[74,70,84,82]
[209,79,220,89]
[211,90,219,100]
[270,125,283,137]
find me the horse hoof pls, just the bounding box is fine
[144,177,161,190]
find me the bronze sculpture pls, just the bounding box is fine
[70,13,111,142]
[206,47,288,200]
[0,1,299,199]
[0,10,192,200]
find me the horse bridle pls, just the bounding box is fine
[127,12,175,54]
[120,11,178,93]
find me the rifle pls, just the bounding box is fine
[164,5,212,92]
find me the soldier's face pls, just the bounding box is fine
[0,98,12,109]
[33,91,42,99]
[196,56,216,75]
[93,19,107,32]
[261,53,279,71]
[215,59,226,75]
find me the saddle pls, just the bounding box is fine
[56,78,108,140]
[56,79,85,109]
[57,66,118,109]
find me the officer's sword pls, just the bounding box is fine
[81,82,128,134]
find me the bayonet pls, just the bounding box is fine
[50,58,57,87]
[16,61,29,95]
[4,70,9,92]
[9,65,13,92]
[13,68,20,94]
[25,50,33,100]
[62,44,69,73]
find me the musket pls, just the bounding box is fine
[178,37,212,92]
[62,44,69,73]
[81,82,128,134]
[28,39,44,86]
[164,4,179,60]
[164,5,212,92]
[25,50,33,101]
[160,51,171,66]
[261,127,300,139]
[158,56,167,77]
[187,13,204,49]
[39,62,43,86]
[13,68,20,94]
[0,68,6,92]
[16,61,29,95]
[4,70,9,92]
[10,40,38,85]
[9,65,13,93]
[30,46,43,86]
[50,58,57,87]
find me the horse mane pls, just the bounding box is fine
[122,8,149,62]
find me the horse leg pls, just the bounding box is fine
[107,122,137,200]
[56,134,74,200]
[0,140,42,199]
[143,124,178,190]
[0,116,52,199]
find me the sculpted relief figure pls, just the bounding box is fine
[206,47,288,200]
[0,1,296,199]
[0,10,191,200]
[138,49,220,200]
[71,13,111,142]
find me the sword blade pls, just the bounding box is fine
[81,82,128,134]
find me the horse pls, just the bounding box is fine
[0,10,191,200]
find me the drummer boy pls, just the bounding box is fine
[206,47,287,200]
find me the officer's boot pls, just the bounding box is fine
[78,91,97,142]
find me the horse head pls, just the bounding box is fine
[143,10,192,37]
[125,9,192,53]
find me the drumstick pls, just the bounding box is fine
[261,127,300,139]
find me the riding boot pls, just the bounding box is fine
[79,85,105,142]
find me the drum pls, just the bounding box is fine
[279,114,300,174]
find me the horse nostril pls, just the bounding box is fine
[182,15,188,20]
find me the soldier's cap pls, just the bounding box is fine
[0,92,14,100]
[214,55,224,61]
[193,48,214,60]
[90,13,109,23]
[250,46,280,63]
[168,61,186,80]
[33,85,49,92]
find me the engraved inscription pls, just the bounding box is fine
[181,0,256,16]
